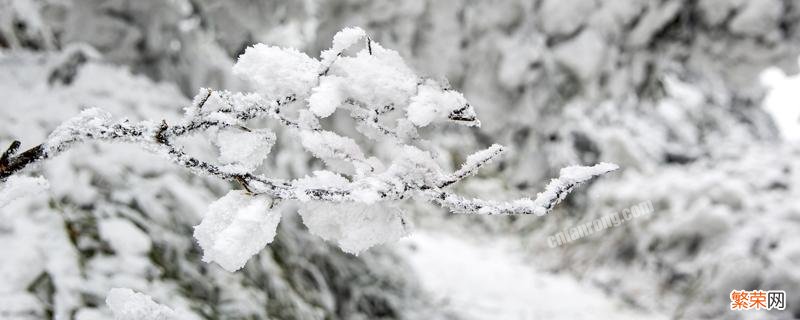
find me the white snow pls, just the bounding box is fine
[329,42,418,109]
[215,129,275,172]
[320,27,366,65]
[193,190,281,272]
[0,175,49,208]
[232,44,321,99]
[293,170,350,201]
[45,108,113,154]
[298,201,409,255]
[407,83,474,127]
[559,162,619,181]
[299,130,370,174]
[308,76,346,118]
[400,232,666,320]
[106,288,183,320]
[385,145,444,187]
[761,64,800,142]
[98,218,152,255]
[447,144,505,182]
[531,162,619,216]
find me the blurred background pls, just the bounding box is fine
[1,0,799,319]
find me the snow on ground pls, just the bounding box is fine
[399,232,665,320]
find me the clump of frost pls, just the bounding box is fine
[106,288,183,320]
[232,44,321,99]
[215,129,276,172]
[329,42,418,109]
[308,76,346,118]
[407,82,476,127]
[320,27,366,65]
[193,190,281,272]
[298,201,409,255]
[0,175,49,208]
[386,145,444,187]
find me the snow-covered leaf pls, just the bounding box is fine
[320,27,366,65]
[298,201,409,255]
[299,130,371,174]
[233,44,321,99]
[407,82,478,127]
[308,76,346,118]
[193,190,281,272]
[330,42,418,109]
[215,128,276,172]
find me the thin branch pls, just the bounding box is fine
[1,141,21,166]
[438,144,505,188]
[0,143,45,180]
[0,98,616,215]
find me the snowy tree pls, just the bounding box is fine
[0,27,616,277]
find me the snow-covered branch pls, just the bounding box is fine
[427,163,619,216]
[0,27,618,267]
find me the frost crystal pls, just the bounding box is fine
[106,288,183,320]
[193,190,281,272]
[233,44,321,99]
[298,201,409,255]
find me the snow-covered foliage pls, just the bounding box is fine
[232,44,320,99]
[0,49,441,319]
[0,27,615,274]
[193,190,280,272]
[407,81,477,127]
[214,128,275,172]
[299,201,409,255]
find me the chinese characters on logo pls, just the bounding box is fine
[730,290,786,311]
